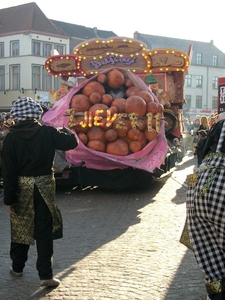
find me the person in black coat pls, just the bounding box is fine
[2,97,78,287]
[194,129,208,166]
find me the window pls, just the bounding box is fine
[213,54,218,67]
[42,68,52,91]
[196,53,202,65]
[183,95,191,115]
[55,44,64,55]
[212,96,218,109]
[196,96,202,108]
[44,42,53,57]
[0,66,5,91]
[185,95,191,107]
[196,75,202,88]
[10,65,20,89]
[212,76,218,89]
[32,40,42,56]
[0,42,4,58]
[185,74,192,87]
[32,65,41,90]
[54,77,61,91]
[10,40,19,56]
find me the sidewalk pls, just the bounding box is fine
[0,151,206,300]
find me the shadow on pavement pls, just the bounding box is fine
[0,153,206,299]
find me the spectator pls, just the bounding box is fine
[209,114,217,129]
[194,129,208,166]
[190,118,200,153]
[197,115,209,134]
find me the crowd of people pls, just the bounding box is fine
[184,114,217,167]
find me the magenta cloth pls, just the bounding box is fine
[42,69,168,172]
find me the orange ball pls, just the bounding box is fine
[146,102,158,114]
[145,129,157,141]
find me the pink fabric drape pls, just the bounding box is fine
[42,68,168,172]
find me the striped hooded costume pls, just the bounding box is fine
[186,116,225,298]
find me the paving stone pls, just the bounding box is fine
[0,151,206,299]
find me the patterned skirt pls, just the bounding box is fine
[186,153,225,282]
[10,175,62,245]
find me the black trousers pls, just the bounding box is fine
[10,184,53,280]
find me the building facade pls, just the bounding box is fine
[0,2,225,117]
[134,32,225,119]
[0,2,116,110]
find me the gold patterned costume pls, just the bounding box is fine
[11,175,62,245]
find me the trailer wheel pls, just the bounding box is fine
[164,111,177,134]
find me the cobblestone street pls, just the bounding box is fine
[0,152,207,299]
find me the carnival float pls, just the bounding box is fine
[42,37,190,189]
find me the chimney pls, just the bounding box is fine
[93,27,98,34]
[210,40,214,44]
[134,31,139,39]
